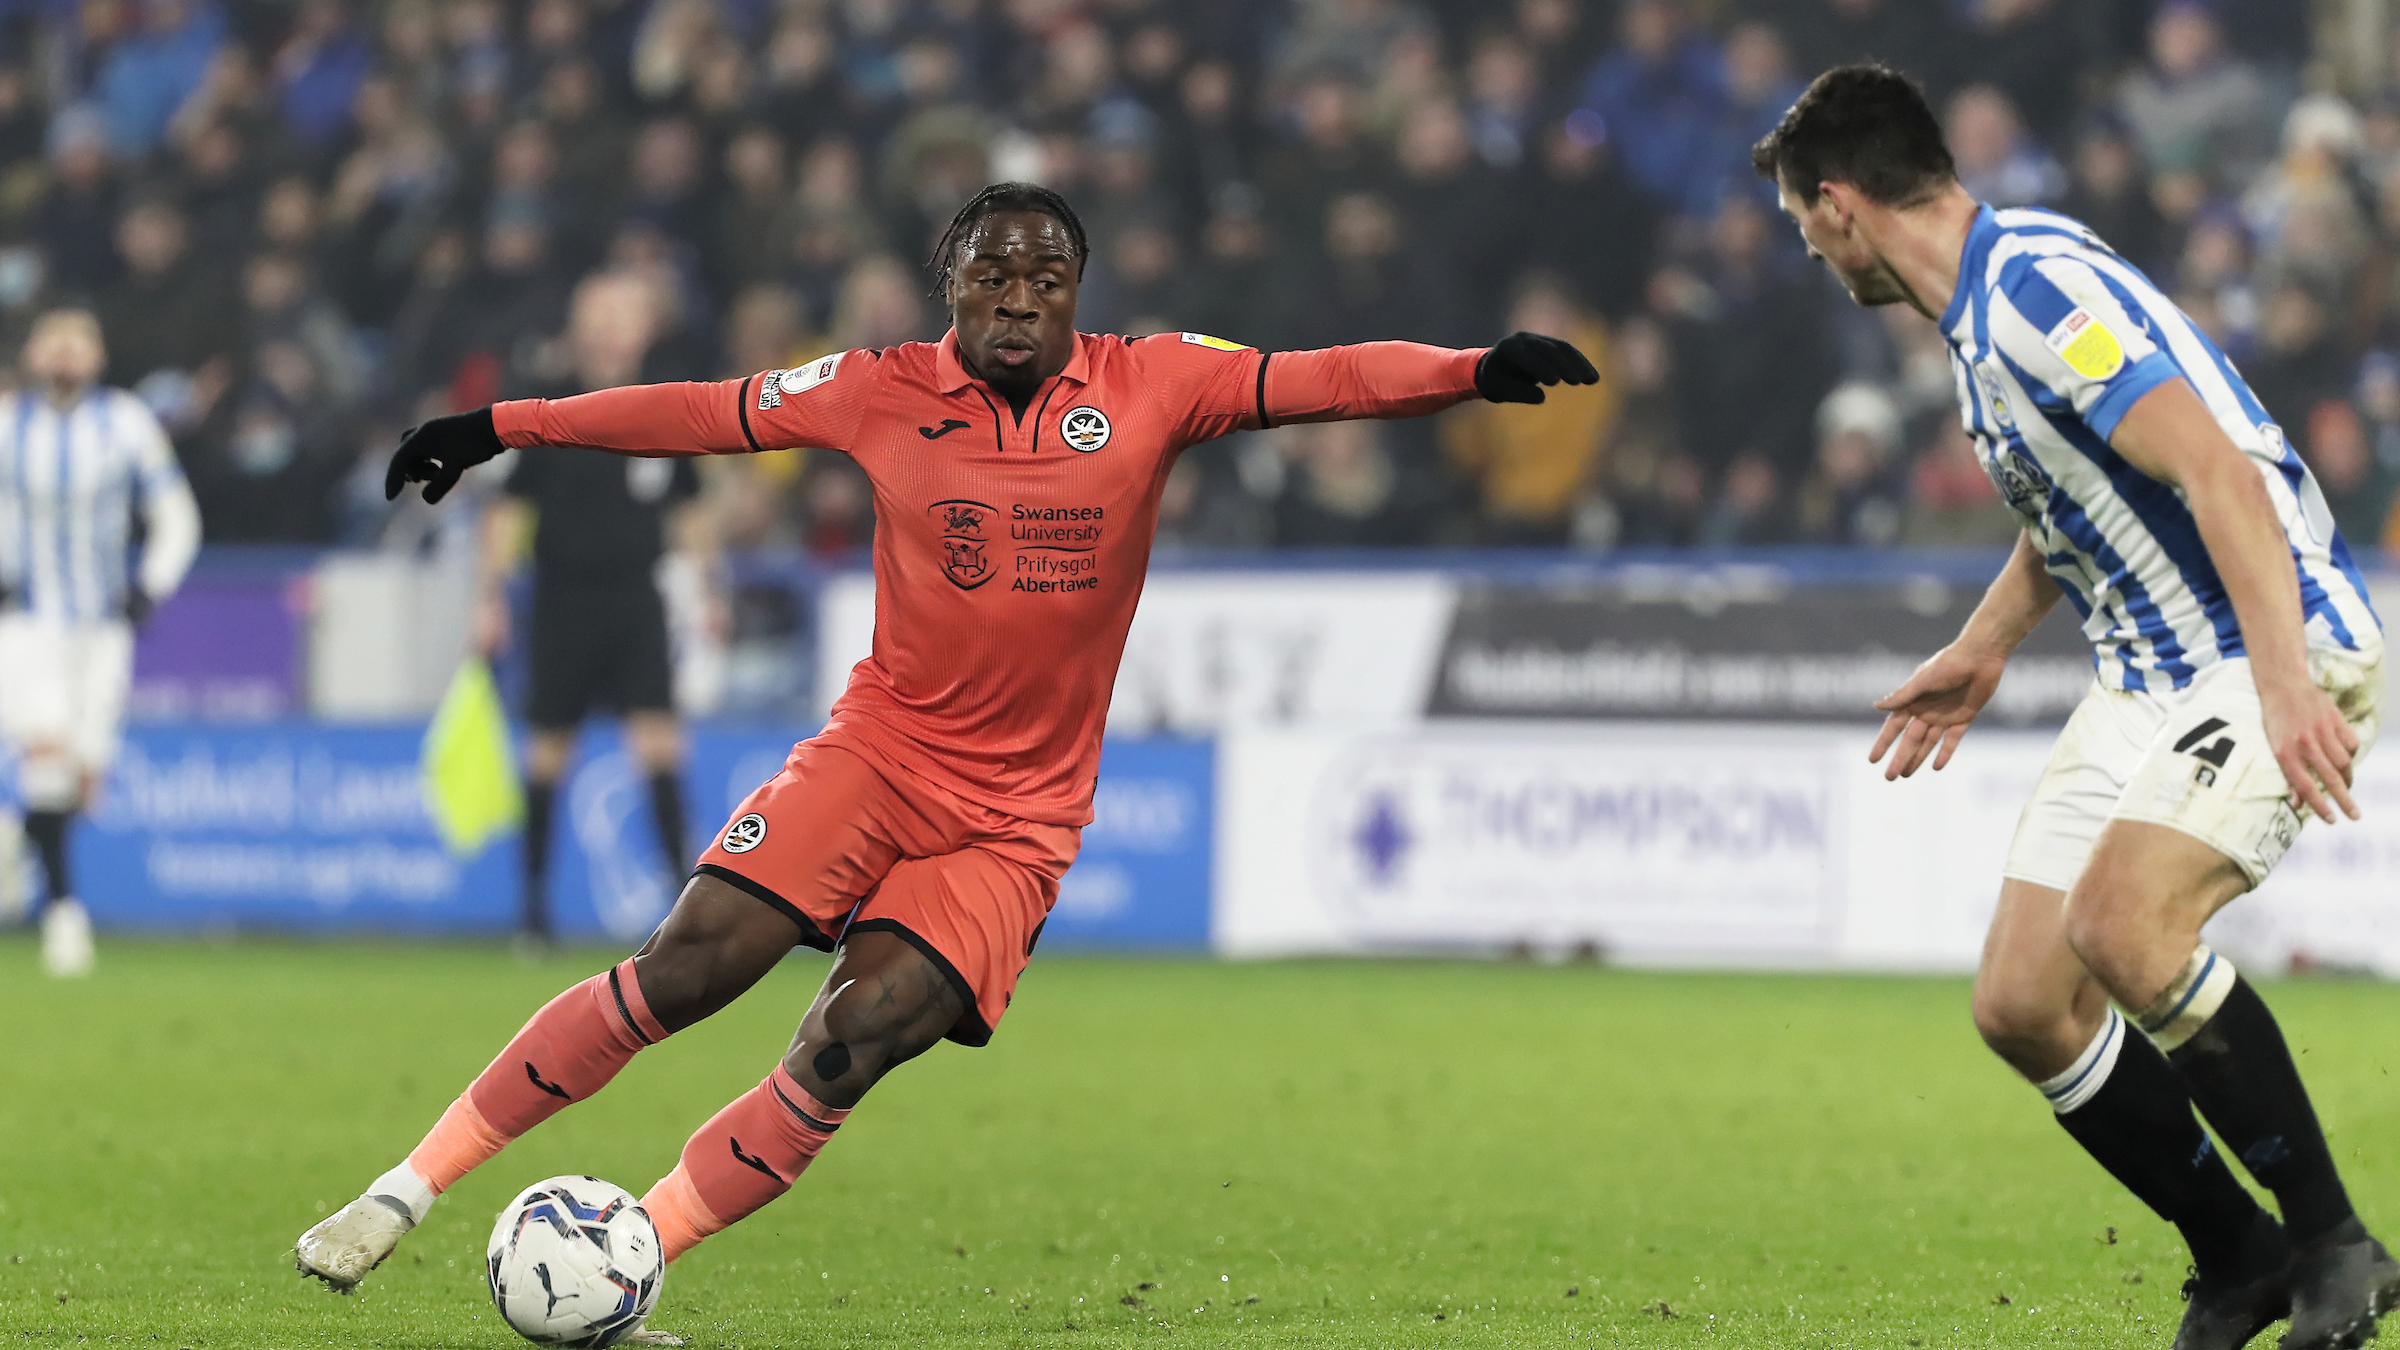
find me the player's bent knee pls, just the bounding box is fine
[795,958,959,1095]
[1971,983,2069,1059]
[1970,948,2103,1064]
[819,975,949,1066]
[628,945,715,1031]
[631,876,802,1031]
[2059,895,2142,991]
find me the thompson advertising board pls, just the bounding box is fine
[1218,721,2400,973]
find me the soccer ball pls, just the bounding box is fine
[485,1176,664,1347]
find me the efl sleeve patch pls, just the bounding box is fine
[1179,332,1250,352]
[2044,309,2125,381]
[758,351,846,409]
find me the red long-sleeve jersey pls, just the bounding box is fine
[494,329,1484,825]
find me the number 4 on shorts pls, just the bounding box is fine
[2174,717,2236,769]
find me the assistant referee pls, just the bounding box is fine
[475,272,718,942]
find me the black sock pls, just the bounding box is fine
[522,779,556,939]
[2057,1021,2280,1282]
[22,809,70,913]
[646,769,686,868]
[2169,976,2356,1246]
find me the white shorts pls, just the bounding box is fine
[0,614,134,771]
[2005,650,2385,891]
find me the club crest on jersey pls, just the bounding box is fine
[721,813,767,853]
[2044,308,2125,381]
[930,497,997,590]
[757,352,844,410]
[1059,406,1111,453]
[1974,361,2017,432]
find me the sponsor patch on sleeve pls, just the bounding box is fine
[2043,309,2125,381]
[758,351,845,410]
[1179,332,1250,352]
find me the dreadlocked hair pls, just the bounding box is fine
[926,182,1090,298]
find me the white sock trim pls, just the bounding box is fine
[2135,946,2238,1053]
[2038,1007,2126,1115]
[368,1162,437,1225]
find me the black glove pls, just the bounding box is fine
[1474,331,1601,405]
[384,407,503,504]
[123,586,154,627]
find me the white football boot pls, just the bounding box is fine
[294,1194,414,1292]
[295,1166,435,1293]
[623,1327,687,1346]
[40,899,92,977]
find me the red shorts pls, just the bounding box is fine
[694,725,1079,1046]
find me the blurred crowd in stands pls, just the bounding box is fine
[0,0,2385,554]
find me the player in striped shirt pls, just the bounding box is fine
[1757,67,2388,1350]
[0,308,200,976]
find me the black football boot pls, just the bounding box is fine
[2174,1261,2292,1350]
[2281,1219,2400,1350]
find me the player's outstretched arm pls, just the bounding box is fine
[1870,530,2058,780]
[385,380,765,505]
[2110,378,2360,822]
[1260,331,1597,426]
[388,358,881,505]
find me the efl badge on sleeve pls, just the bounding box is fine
[1179,332,1249,351]
[2044,309,2125,381]
[757,351,846,410]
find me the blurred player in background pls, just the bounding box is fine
[1758,67,2388,1350]
[477,273,718,947]
[0,308,199,976]
[294,182,1594,1337]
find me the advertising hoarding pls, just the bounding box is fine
[1219,721,2400,974]
[79,724,1212,949]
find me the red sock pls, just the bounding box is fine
[406,958,669,1193]
[640,1066,849,1262]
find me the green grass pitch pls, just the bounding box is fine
[3,939,2397,1347]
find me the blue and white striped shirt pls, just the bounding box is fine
[0,386,200,623]
[1944,204,2380,691]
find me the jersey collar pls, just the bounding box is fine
[935,329,1092,395]
[1938,203,2000,337]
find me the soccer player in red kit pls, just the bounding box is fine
[294,183,1594,1337]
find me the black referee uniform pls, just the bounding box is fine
[505,444,700,937]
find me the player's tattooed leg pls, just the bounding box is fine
[812,1041,852,1083]
[639,929,963,1263]
[785,929,966,1108]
